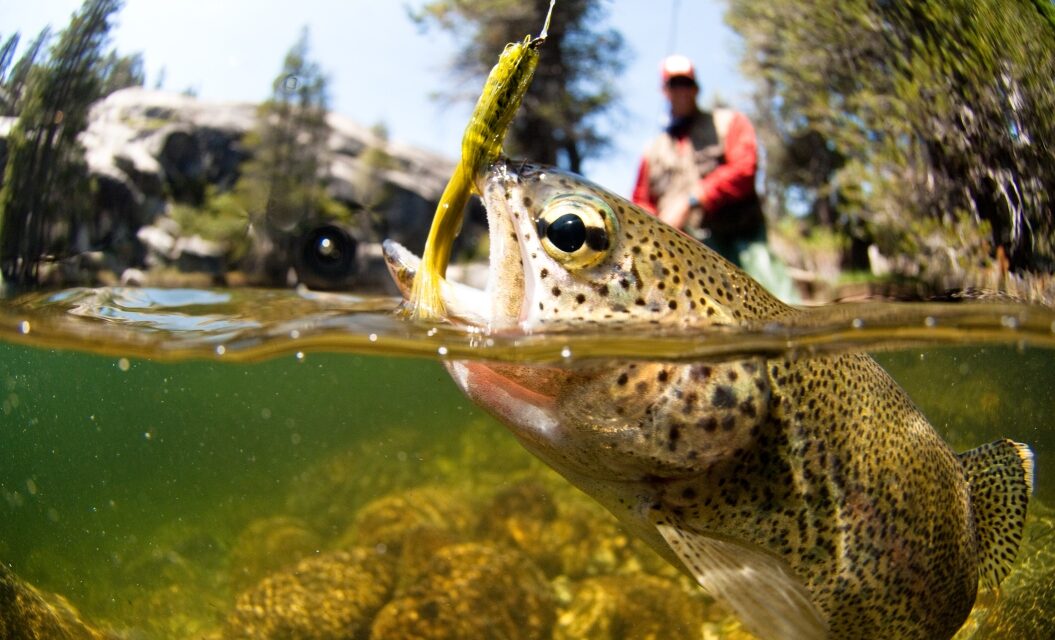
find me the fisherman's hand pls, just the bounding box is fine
[659,195,694,230]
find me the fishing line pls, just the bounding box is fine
[667,0,681,54]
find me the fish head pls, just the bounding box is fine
[383,159,788,483]
[386,159,788,333]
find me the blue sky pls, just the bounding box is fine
[2,1,752,196]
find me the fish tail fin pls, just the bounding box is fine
[959,438,1034,588]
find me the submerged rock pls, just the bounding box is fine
[390,526,467,592]
[101,520,228,640]
[340,485,478,553]
[284,429,434,536]
[0,562,110,640]
[223,547,394,640]
[337,485,482,595]
[370,543,555,640]
[554,574,709,640]
[228,516,322,592]
[485,478,559,524]
[125,581,226,640]
[484,477,667,580]
[428,418,538,485]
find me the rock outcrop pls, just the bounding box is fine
[3,87,485,290]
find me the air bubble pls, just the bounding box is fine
[117,358,130,372]
[560,346,572,359]
[215,345,226,356]
[18,321,29,334]
[368,333,378,342]
[438,346,449,356]
[290,330,301,339]
[295,351,305,362]
[851,318,864,329]
[924,317,936,328]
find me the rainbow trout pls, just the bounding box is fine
[382,160,1034,640]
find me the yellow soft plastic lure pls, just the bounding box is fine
[408,1,555,321]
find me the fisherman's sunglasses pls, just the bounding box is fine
[666,77,697,90]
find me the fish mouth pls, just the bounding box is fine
[381,240,490,325]
[382,159,535,331]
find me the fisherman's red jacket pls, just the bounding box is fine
[632,108,762,237]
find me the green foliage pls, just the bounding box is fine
[0,28,140,119]
[200,27,352,283]
[0,33,21,101]
[412,0,628,174]
[360,123,399,174]
[776,216,847,254]
[168,189,251,261]
[236,27,338,234]
[349,122,397,222]
[0,0,123,286]
[727,0,1055,277]
[98,49,145,96]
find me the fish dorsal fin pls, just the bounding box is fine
[650,509,828,640]
[958,438,1034,588]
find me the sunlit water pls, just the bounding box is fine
[0,286,1053,639]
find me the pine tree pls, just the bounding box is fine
[235,27,345,283]
[0,0,123,286]
[0,28,51,117]
[257,27,330,233]
[98,50,145,97]
[0,33,20,87]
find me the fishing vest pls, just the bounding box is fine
[645,108,764,240]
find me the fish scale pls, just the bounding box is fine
[383,159,1034,640]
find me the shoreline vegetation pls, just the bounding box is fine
[1,1,1052,304]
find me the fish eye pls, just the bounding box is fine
[545,213,586,252]
[536,194,617,268]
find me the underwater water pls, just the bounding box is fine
[0,286,1053,639]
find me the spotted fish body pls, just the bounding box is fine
[383,160,1033,640]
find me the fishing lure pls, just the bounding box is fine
[408,1,555,321]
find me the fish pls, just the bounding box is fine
[382,159,1034,640]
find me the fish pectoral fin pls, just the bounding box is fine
[651,510,828,640]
